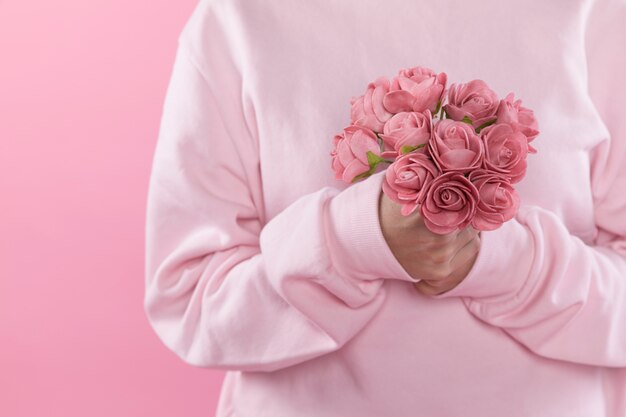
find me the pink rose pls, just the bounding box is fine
[481,123,528,184]
[382,152,440,216]
[429,119,484,173]
[421,172,479,234]
[330,125,382,183]
[379,110,433,154]
[350,76,394,133]
[383,66,447,114]
[468,169,520,231]
[444,80,499,129]
[496,92,539,153]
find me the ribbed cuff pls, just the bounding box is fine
[327,171,419,282]
[432,217,532,300]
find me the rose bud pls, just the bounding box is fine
[382,152,440,216]
[350,76,394,133]
[468,169,520,231]
[481,123,529,184]
[383,66,447,114]
[421,172,480,235]
[330,125,385,183]
[444,79,499,129]
[496,92,540,153]
[429,119,484,173]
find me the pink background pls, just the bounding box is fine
[0,1,225,416]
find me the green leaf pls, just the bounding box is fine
[352,151,386,183]
[351,166,375,183]
[461,116,473,125]
[351,151,386,183]
[433,100,442,116]
[400,143,426,155]
[366,151,384,167]
[475,118,497,133]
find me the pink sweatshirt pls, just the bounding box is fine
[144,0,626,415]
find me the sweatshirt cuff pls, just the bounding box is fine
[327,170,419,282]
[432,217,532,300]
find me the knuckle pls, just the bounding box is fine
[420,280,447,295]
[418,281,440,295]
[414,281,431,295]
[431,268,451,281]
[435,233,456,246]
[430,253,447,264]
[423,234,440,246]
[430,247,455,265]
[444,246,457,259]
[465,237,481,256]
[429,279,446,289]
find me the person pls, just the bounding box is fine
[143,0,626,415]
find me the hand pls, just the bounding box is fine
[378,190,481,296]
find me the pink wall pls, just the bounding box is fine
[0,1,225,416]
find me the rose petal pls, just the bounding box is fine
[439,149,479,170]
[383,90,415,113]
[342,159,369,183]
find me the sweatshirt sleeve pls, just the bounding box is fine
[432,0,626,368]
[143,6,417,372]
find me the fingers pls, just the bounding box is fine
[414,232,481,296]
[422,226,478,267]
[430,223,478,246]
[380,190,483,287]
[450,233,481,268]
[413,279,442,296]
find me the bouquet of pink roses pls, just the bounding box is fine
[330,66,539,234]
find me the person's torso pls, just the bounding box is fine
[207,0,621,415]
